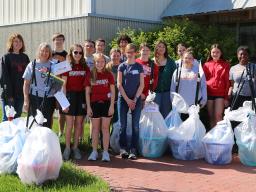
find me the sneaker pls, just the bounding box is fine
[128,149,137,160]
[128,153,137,160]
[102,151,110,162]
[120,149,129,159]
[88,150,98,161]
[73,148,82,160]
[63,147,71,160]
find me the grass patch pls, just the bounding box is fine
[0,109,110,192]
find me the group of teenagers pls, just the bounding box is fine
[1,32,255,162]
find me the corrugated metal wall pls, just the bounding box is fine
[0,0,90,26]
[94,0,172,21]
[0,16,160,59]
[0,17,88,59]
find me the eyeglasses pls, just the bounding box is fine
[73,51,83,55]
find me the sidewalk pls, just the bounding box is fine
[78,154,256,192]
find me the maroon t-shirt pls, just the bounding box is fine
[85,71,115,102]
[62,63,90,92]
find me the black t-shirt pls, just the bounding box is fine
[52,50,68,62]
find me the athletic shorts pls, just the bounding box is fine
[91,100,112,118]
[208,96,224,100]
[62,91,86,116]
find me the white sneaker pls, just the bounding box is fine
[88,150,98,161]
[102,151,110,162]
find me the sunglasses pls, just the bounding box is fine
[73,51,83,55]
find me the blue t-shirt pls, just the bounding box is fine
[118,62,143,99]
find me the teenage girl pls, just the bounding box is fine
[86,53,115,162]
[117,43,144,160]
[203,44,230,128]
[62,44,90,160]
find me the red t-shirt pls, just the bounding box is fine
[135,58,159,97]
[62,63,90,92]
[85,71,115,102]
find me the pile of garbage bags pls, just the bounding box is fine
[0,107,63,185]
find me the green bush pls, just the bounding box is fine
[110,18,237,64]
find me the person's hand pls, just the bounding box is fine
[62,107,69,113]
[108,105,114,116]
[141,94,146,100]
[87,107,93,117]
[126,99,136,110]
[224,100,229,108]
[23,101,29,112]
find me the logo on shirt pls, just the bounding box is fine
[180,71,197,80]
[95,79,109,85]
[69,71,86,76]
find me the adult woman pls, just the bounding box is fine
[1,33,30,121]
[62,44,90,160]
[153,41,176,118]
[23,43,55,128]
[203,44,230,128]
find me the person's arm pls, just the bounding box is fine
[133,73,144,104]
[108,84,115,116]
[170,69,177,101]
[1,55,13,101]
[23,79,31,112]
[85,86,93,117]
[200,74,207,107]
[117,71,135,109]
[61,76,67,95]
[224,64,231,107]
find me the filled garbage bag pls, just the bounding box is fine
[234,112,256,166]
[17,125,62,185]
[202,119,234,165]
[139,92,168,158]
[165,92,187,129]
[110,112,132,154]
[0,118,27,174]
[168,105,206,160]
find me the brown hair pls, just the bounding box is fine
[207,44,225,62]
[36,42,52,60]
[6,33,26,53]
[67,44,87,69]
[91,53,107,83]
[52,33,65,41]
[95,38,106,45]
[139,42,151,50]
[125,43,137,52]
[154,40,168,58]
[106,48,121,71]
[117,34,132,45]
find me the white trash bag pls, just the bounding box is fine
[0,117,27,174]
[234,111,256,166]
[110,111,132,154]
[202,118,234,165]
[139,92,168,158]
[168,105,206,160]
[16,110,62,185]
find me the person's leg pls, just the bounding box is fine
[214,98,225,125]
[118,97,129,151]
[72,115,84,160]
[161,91,172,119]
[206,99,215,128]
[91,118,101,151]
[102,117,111,151]
[154,92,162,115]
[63,115,74,160]
[130,98,142,159]
[58,113,65,135]
[1,99,8,121]
[13,97,24,118]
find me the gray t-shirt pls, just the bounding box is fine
[85,55,94,70]
[23,61,54,97]
[170,64,207,107]
[229,63,256,96]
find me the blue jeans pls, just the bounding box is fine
[154,91,172,119]
[118,97,142,151]
[1,97,24,121]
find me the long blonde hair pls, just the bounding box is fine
[91,53,107,83]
